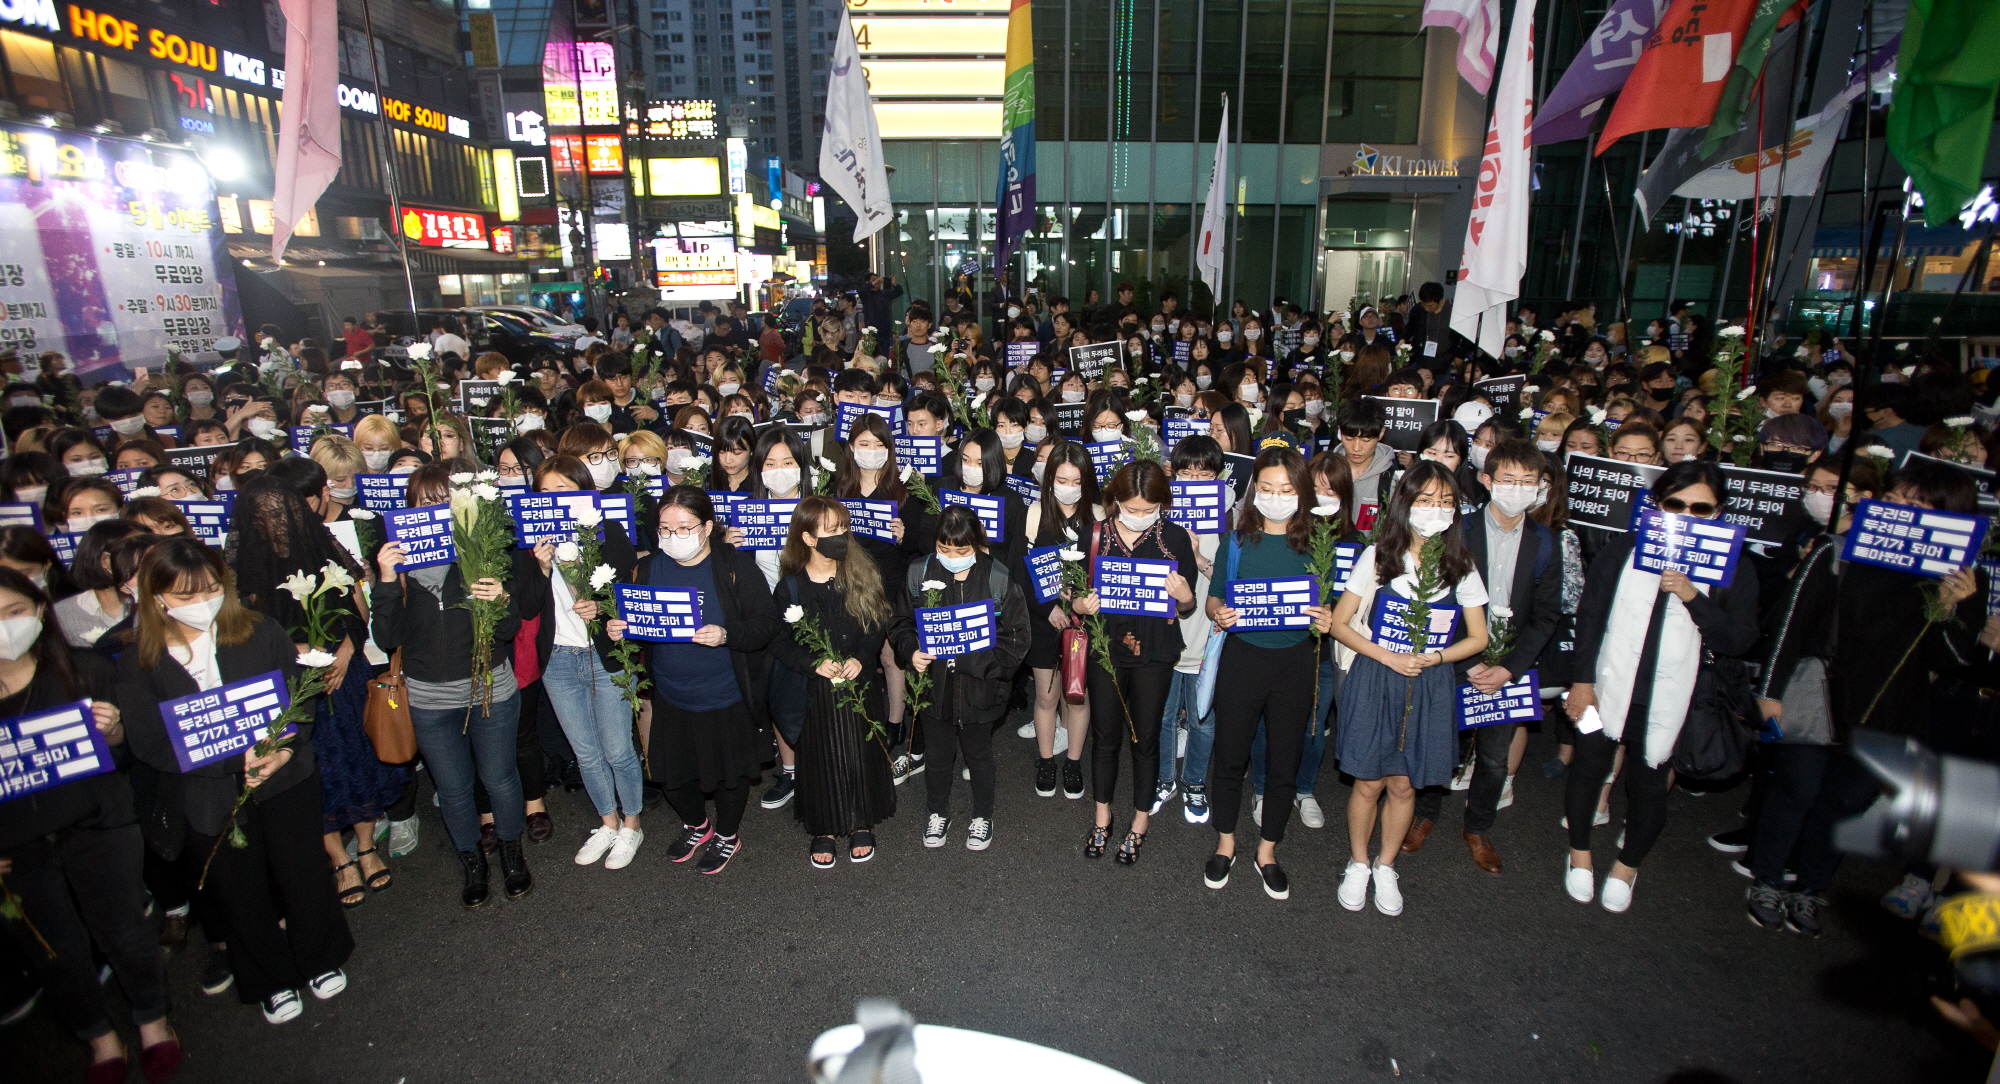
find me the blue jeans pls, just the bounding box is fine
[1158,669,1217,788]
[1251,654,1336,796]
[412,693,524,852]
[541,645,646,820]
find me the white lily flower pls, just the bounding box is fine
[589,564,616,591]
[449,472,475,485]
[278,572,317,601]
[1719,325,1746,337]
[900,465,915,482]
[1587,406,1607,424]
[318,562,355,593]
[784,604,805,623]
[296,649,338,669]
[493,371,520,384]
[818,456,838,473]
[1736,386,1756,401]
[573,506,603,528]
[554,540,581,563]
[1946,415,1976,427]
[921,579,947,592]
[349,508,377,520]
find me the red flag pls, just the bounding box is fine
[1596,0,1762,153]
[271,0,341,261]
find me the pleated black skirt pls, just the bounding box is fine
[791,670,897,837]
[648,695,761,792]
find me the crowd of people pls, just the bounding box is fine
[2,277,1994,1081]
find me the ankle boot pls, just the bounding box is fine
[499,839,533,900]
[458,850,490,910]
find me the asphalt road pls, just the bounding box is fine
[9,724,1994,1084]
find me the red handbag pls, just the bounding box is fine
[1059,520,1104,702]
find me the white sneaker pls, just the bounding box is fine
[965,817,993,851]
[924,812,950,848]
[1016,720,1036,738]
[574,825,619,866]
[306,969,347,1000]
[1337,860,1371,912]
[1449,760,1475,791]
[1496,776,1515,810]
[604,826,644,869]
[1565,858,1595,904]
[1601,871,1636,913]
[1051,727,1070,756]
[1296,795,1326,829]
[1252,796,1263,826]
[1371,863,1404,916]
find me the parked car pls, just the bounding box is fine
[370,309,572,366]
[467,305,587,339]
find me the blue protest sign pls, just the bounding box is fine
[1172,340,1191,363]
[1092,555,1176,616]
[842,499,899,543]
[0,502,40,529]
[1456,671,1545,730]
[105,468,146,496]
[1168,479,1228,534]
[1004,473,1041,503]
[173,501,230,547]
[504,491,600,547]
[355,474,407,513]
[596,492,639,545]
[894,435,944,476]
[152,425,180,443]
[762,364,786,392]
[0,699,112,801]
[940,489,1005,542]
[1332,542,1365,591]
[733,499,799,550]
[385,504,455,570]
[1004,342,1038,369]
[1631,508,1747,588]
[48,532,82,567]
[613,584,703,641]
[1162,415,1202,450]
[1842,499,1991,579]
[160,670,292,772]
[1024,545,1067,604]
[1986,558,2000,617]
[1226,577,1317,630]
[707,490,752,525]
[90,424,113,443]
[835,402,902,442]
[290,423,354,454]
[1369,595,1460,653]
[916,599,998,657]
[1083,440,1130,483]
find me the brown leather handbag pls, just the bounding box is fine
[1060,521,1105,702]
[364,649,418,764]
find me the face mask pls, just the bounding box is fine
[1535,438,1561,454]
[1489,483,1539,517]
[1504,346,1523,358]
[1239,384,1261,403]
[1053,483,1082,505]
[67,458,108,477]
[583,458,619,489]
[661,530,705,561]
[186,390,213,406]
[330,483,359,501]
[1828,373,1852,387]
[763,467,801,494]
[999,430,1025,450]
[1007,306,1022,319]
[8,395,37,409]
[1092,427,1123,444]
[713,381,742,399]
[938,550,977,573]
[1314,494,1341,517]
[1025,423,1048,443]
[515,412,547,434]
[1338,350,1356,363]
[0,614,39,661]
[1254,492,1298,521]
[247,416,281,439]
[1409,507,1455,538]
[1196,375,1213,390]
[960,465,984,490]
[363,450,392,472]
[15,484,46,505]
[67,512,112,533]
[327,390,356,409]
[1118,508,1159,532]
[853,446,889,471]
[814,533,850,561]
[1062,388,1085,404]
[167,595,223,632]
[109,414,146,436]
[1244,328,1263,342]
[1762,450,1809,474]
[1803,489,1836,525]
[387,466,414,477]
[584,403,613,423]
[1828,402,1853,419]
[975,378,995,392]
[1217,331,1234,344]
[1467,445,1489,471]
[666,448,693,475]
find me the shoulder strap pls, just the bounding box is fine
[906,561,925,599]
[1226,533,1242,583]
[987,557,1010,602]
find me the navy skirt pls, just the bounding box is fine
[1333,653,1458,787]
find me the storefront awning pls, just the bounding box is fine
[1811,224,1983,258]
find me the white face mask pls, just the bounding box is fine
[167,595,224,632]
[363,449,392,472]
[330,483,359,501]
[1803,489,1836,525]
[1303,399,1325,417]
[8,395,37,409]
[975,378,996,393]
[717,382,741,398]
[999,430,1025,450]
[515,413,546,433]
[1092,427,1124,444]
[186,390,214,406]
[1828,401,1853,419]
[1302,335,1319,349]
[1030,460,1048,482]
[584,403,613,423]
[0,614,39,661]
[763,466,801,495]
[109,414,146,436]
[1118,508,1159,532]
[666,448,692,475]
[661,530,706,561]
[1053,483,1082,506]
[67,458,108,477]
[1239,384,1261,403]
[1254,492,1298,521]
[1244,328,1262,342]
[1409,507,1455,538]
[1008,306,1022,318]
[246,416,279,439]
[1338,350,1356,362]
[326,390,356,409]
[1025,423,1048,443]
[1467,445,1489,471]
[15,484,46,505]
[1535,438,1561,454]
[853,446,889,471]
[960,464,985,490]
[1196,375,1213,389]
[1062,388,1085,403]
[1314,494,1341,516]
[1489,483,1539,517]
[1217,331,1234,344]
[587,458,621,489]
[215,474,238,490]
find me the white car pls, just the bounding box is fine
[469,305,586,339]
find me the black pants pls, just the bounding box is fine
[665,780,749,837]
[1208,639,1316,843]
[1413,722,1517,834]
[1789,748,1886,895]
[1086,662,1172,812]
[922,692,997,819]
[187,777,355,1004]
[5,825,167,1041]
[477,679,550,814]
[1564,729,1672,866]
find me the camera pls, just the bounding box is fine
[1837,731,2000,873]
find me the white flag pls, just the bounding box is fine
[1450,0,1535,359]
[271,0,341,263]
[1195,95,1230,297]
[818,9,892,243]
[1421,0,1501,97]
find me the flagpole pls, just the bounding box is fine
[1563,134,1593,299]
[359,0,418,314]
[1715,199,1744,325]
[1615,132,1649,324]
[1845,1,1878,353]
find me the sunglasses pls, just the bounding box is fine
[1659,497,1718,517]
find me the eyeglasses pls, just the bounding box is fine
[1659,497,1719,516]
[626,456,663,468]
[581,451,616,466]
[1804,481,1843,496]
[659,525,705,538]
[497,465,528,478]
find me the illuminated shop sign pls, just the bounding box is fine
[400,206,488,249]
[336,85,471,138]
[626,100,718,140]
[584,134,623,175]
[1,0,60,33]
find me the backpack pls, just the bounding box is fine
[907,555,1011,604]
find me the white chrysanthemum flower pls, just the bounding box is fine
[405,342,433,360]
[589,564,616,591]
[1539,329,1556,341]
[921,579,946,592]
[1490,604,1513,621]
[473,483,500,501]
[1059,547,1084,562]
[1133,375,1150,383]
[278,572,317,600]
[478,470,498,482]
[928,343,946,355]
[573,506,603,528]
[554,541,581,563]
[1719,325,1746,337]
[1125,409,1148,421]
[493,371,519,384]
[1736,386,1756,400]
[1946,415,1976,427]
[863,326,878,333]
[129,486,160,498]
[1588,407,1607,424]
[784,604,805,623]
[900,465,915,482]
[349,508,377,520]
[830,676,845,685]
[818,456,838,472]
[1519,406,1535,420]
[296,649,337,669]
[449,472,474,485]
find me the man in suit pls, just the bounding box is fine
[1403,438,1563,874]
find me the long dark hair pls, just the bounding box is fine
[1374,460,1476,587]
[833,412,906,501]
[226,473,366,649]
[1034,439,1099,544]
[749,427,809,498]
[0,566,88,701]
[956,428,1006,495]
[1234,446,1313,553]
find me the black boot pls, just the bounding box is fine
[458,850,490,910]
[499,839,533,900]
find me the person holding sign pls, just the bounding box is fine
[608,488,780,877]
[1328,463,1491,917]
[115,539,355,1026]
[1564,461,1762,914]
[0,568,184,1080]
[1202,449,1337,900]
[833,414,919,766]
[1070,461,1198,866]
[1023,441,1103,801]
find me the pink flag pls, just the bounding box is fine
[271,0,341,262]
[1421,0,1501,96]
[1449,0,1536,358]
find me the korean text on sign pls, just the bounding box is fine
[916,599,997,657]
[1168,479,1228,534]
[1024,545,1067,604]
[0,502,38,530]
[835,402,903,443]
[1004,474,1040,503]
[733,499,799,550]
[1370,595,1460,653]
[1162,415,1202,449]
[386,504,456,570]
[707,491,751,525]
[1360,396,1439,452]
[1331,542,1364,591]
[174,501,230,546]
[940,489,1005,542]
[894,435,944,477]
[1092,556,1176,616]
[1631,508,1747,588]
[1226,577,1316,630]
[1456,671,1545,730]
[0,699,112,800]
[505,492,600,547]
[612,584,703,641]
[1083,440,1130,483]
[290,423,354,454]
[1004,342,1037,369]
[161,671,292,772]
[841,499,899,543]
[1842,499,1991,579]
[355,474,407,512]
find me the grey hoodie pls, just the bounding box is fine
[1338,441,1398,508]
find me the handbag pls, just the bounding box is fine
[364,648,418,765]
[1670,650,1759,781]
[1059,520,1105,702]
[1194,534,1243,720]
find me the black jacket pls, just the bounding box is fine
[0,650,133,853]
[890,552,1032,724]
[1572,534,1761,689]
[370,566,523,685]
[1830,560,1987,741]
[628,540,779,722]
[1752,535,1840,702]
[1455,508,1562,681]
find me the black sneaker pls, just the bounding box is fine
[1062,757,1085,800]
[1256,860,1290,901]
[892,753,926,785]
[1034,756,1058,797]
[666,822,715,863]
[1183,784,1210,824]
[923,813,950,848]
[761,773,796,809]
[1746,883,1788,930]
[1785,892,1826,937]
[1204,853,1234,890]
[697,835,740,875]
[1708,827,1753,854]
[200,944,233,995]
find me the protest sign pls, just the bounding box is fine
[835,402,903,442]
[1370,595,1460,653]
[1226,577,1316,630]
[916,599,998,657]
[612,585,703,641]
[174,501,230,546]
[895,435,944,476]
[160,671,291,772]
[1842,499,1990,578]
[940,490,1005,542]
[1025,545,1067,604]
[1092,555,1177,616]
[1631,508,1748,588]
[505,492,602,547]
[841,499,900,543]
[385,504,455,569]
[1716,463,1809,547]
[1168,479,1228,534]
[1069,341,1120,381]
[0,700,112,800]
[733,499,800,550]
[1362,396,1439,452]
[1457,671,1545,730]
[1564,454,1664,532]
[355,474,406,513]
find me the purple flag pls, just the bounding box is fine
[1532,0,1669,146]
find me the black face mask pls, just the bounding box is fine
[1648,386,1674,401]
[815,533,850,561]
[1762,450,1809,473]
[1283,408,1308,428]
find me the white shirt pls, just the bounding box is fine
[549,571,593,649]
[432,332,471,358]
[53,591,129,648]
[1352,544,1488,608]
[167,630,222,691]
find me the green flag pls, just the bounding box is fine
[1889,0,2000,226]
[1699,0,1796,160]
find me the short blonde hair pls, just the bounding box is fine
[309,433,365,477]
[352,413,400,450]
[619,429,668,466]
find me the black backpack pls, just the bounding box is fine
[906,556,1010,605]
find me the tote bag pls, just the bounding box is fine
[364,648,418,764]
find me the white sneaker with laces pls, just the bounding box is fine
[1372,863,1404,916]
[307,969,347,1000]
[1016,720,1036,738]
[1496,776,1515,810]
[574,825,619,866]
[1565,858,1595,904]
[924,813,950,848]
[262,989,302,1025]
[965,817,993,851]
[1601,871,1636,913]
[1337,860,1371,912]
[604,827,644,870]
[1296,795,1326,829]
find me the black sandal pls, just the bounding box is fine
[1085,824,1110,859]
[849,830,876,864]
[357,847,392,892]
[810,837,837,869]
[1115,830,1147,866]
[331,860,366,909]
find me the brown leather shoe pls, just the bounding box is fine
[1401,818,1436,854]
[525,811,554,844]
[1464,831,1503,875]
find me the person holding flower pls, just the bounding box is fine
[116,538,354,1025]
[1023,440,1102,799]
[769,497,910,868]
[1328,462,1491,916]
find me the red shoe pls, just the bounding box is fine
[85,1055,127,1084]
[142,1037,184,1082]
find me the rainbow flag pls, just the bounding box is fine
[993,0,1036,286]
